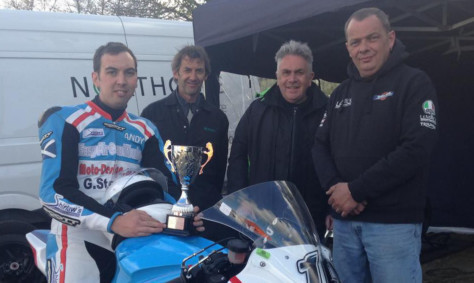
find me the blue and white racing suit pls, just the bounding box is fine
[38,99,178,282]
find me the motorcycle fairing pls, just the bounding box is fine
[113,234,221,282]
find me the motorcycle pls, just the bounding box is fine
[26,169,339,282]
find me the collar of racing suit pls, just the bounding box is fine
[92,95,126,121]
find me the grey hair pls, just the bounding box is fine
[275,40,313,73]
[345,7,392,39]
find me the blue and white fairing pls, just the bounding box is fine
[112,234,217,282]
[110,169,222,283]
[200,181,338,283]
[112,180,338,283]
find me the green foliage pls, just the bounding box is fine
[318,80,339,97]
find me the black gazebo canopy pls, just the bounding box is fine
[193,0,474,230]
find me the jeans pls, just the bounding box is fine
[333,219,422,283]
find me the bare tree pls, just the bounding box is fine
[7,0,71,12]
[7,0,36,10]
[160,0,206,21]
[5,0,208,20]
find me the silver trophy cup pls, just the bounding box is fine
[163,140,213,235]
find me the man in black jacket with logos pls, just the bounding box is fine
[312,8,438,283]
[227,40,328,238]
[141,45,229,240]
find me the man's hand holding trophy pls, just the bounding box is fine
[163,140,213,236]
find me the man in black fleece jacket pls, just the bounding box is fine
[312,8,438,283]
[228,40,328,239]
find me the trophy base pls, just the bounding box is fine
[163,214,194,236]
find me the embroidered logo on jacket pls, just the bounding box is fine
[42,195,83,226]
[79,163,124,175]
[103,122,126,131]
[44,194,84,217]
[41,138,57,159]
[422,100,436,115]
[124,133,145,144]
[78,142,142,160]
[43,206,81,226]
[204,126,217,133]
[335,98,352,109]
[420,100,437,129]
[83,128,105,138]
[39,131,53,144]
[373,91,394,101]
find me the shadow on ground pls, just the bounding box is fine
[422,233,474,283]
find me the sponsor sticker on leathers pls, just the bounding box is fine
[83,128,105,138]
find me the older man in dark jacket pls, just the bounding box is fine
[227,40,328,238]
[142,46,229,241]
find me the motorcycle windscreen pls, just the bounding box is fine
[201,180,320,248]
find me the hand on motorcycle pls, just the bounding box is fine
[193,206,205,232]
[111,209,166,237]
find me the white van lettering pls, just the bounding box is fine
[71,77,91,98]
[151,77,166,96]
[71,76,173,98]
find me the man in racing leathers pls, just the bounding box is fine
[38,42,203,283]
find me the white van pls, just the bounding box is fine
[0,9,257,281]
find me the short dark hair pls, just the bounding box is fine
[344,7,392,39]
[93,42,137,72]
[172,45,211,75]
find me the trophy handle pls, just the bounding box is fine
[199,142,213,175]
[163,140,175,172]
